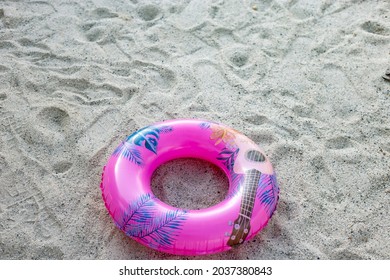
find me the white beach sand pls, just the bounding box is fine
[0,0,389,259]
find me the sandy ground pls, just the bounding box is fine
[0,0,389,260]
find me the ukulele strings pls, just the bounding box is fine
[239,150,262,222]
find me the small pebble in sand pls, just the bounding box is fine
[252,5,258,11]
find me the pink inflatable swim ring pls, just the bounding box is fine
[100,119,279,255]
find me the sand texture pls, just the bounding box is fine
[0,0,389,259]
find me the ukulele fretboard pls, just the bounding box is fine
[227,168,262,246]
[227,149,265,247]
[239,169,261,218]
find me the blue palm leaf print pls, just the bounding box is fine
[158,125,173,133]
[226,172,244,199]
[117,193,156,232]
[130,125,173,154]
[117,194,188,249]
[257,174,279,217]
[114,125,173,164]
[131,126,160,154]
[217,148,240,172]
[199,120,220,129]
[200,122,211,129]
[113,142,143,165]
[135,209,188,248]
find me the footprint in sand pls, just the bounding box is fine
[137,4,161,22]
[0,93,6,101]
[5,104,76,173]
[52,161,73,174]
[325,136,353,150]
[91,7,118,19]
[244,114,270,126]
[220,45,270,89]
[360,21,389,36]
[36,106,70,132]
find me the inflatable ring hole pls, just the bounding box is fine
[151,158,229,210]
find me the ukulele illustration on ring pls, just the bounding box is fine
[227,149,265,247]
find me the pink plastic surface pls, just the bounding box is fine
[100,119,279,255]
